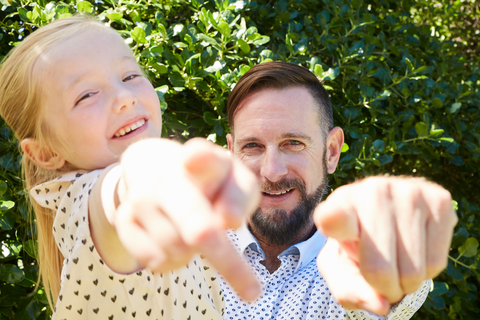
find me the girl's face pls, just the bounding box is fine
[37,28,162,171]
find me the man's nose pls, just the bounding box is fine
[260,148,288,183]
[112,84,137,113]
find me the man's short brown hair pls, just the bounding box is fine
[227,62,334,138]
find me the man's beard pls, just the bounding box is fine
[249,161,329,247]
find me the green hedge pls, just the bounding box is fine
[0,0,479,319]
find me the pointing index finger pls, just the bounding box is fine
[198,229,261,301]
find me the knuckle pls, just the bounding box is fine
[400,275,424,293]
[362,265,395,287]
[426,260,448,279]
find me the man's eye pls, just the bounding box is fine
[284,140,305,150]
[245,142,258,148]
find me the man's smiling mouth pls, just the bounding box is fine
[263,188,295,196]
[114,119,145,138]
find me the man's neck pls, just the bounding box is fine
[250,222,317,274]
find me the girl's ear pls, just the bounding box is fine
[21,138,65,170]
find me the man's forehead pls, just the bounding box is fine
[232,87,322,137]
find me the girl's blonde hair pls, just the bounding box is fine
[0,16,118,308]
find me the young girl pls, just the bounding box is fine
[0,16,260,319]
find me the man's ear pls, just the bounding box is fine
[226,133,234,154]
[21,138,65,170]
[325,127,344,174]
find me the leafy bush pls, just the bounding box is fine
[0,0,478,319]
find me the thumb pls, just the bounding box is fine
[314,190,359,241]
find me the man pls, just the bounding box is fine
[221,62,457,319]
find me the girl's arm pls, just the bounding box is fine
[88,138,261,301]
[89,163,141,273]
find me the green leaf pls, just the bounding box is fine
[24,240,37,259]
[0,181,6,197]
[372,140,385,152]
[0,284,26,307]
[430,128,444,137]
[131,27,147,44]
[252,36,270,46]
[313,64,324,77]
[280,12,290,23]
[168,72,185,88]
[203,112,217,126]
[404,57,414,71]
[0,211,16,230]
[341,143,349,153]
[450,102,462,113]
[217,21,231,39]
[415,122,428,137]
[321,68,340,81]
[150,62,168,74]
[377,155,393,165]
[428,294,445,310]
[445,262,463,281]
[106,12,123,21]
[0,200,14,211]
[17,8,31,22]
[0,265,24,284]
[77,1,93,13]
[432,98,443,108]
[439,137,454,143]
[431,282,449,295]
[197,34,222,51]
[458,237,479,258]
[237,39,250,54]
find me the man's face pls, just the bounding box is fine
[227,87,341,245]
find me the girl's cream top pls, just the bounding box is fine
[32,170,224,320]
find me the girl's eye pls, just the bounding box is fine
[75,92,97,105]
[123,74,140,82]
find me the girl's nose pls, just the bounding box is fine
[113,85,137,113]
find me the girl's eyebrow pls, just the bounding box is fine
[116,55,137,63]
[64,55,137,94]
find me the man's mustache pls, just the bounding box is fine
[259,178,307,197]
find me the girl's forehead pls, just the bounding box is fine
[37,28,132,71]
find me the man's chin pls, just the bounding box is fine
[249,207,311,247]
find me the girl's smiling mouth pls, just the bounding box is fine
[114,119,146,138]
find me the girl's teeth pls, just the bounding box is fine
[115,119,146,137]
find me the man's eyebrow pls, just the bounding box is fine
[281,133,312,143]
[235,137,261,145]
[235,133,312,145]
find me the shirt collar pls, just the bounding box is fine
[234,224,327,272]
